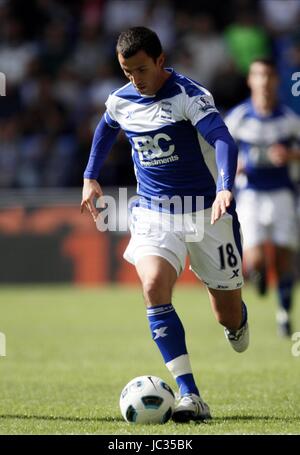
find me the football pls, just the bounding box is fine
[119,375,175,424]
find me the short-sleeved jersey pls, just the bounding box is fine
[104,69,223,208]
[225,98,300,191]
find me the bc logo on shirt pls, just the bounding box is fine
[132,133,175,161]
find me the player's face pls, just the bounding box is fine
[247,62,278,98]
[118,50,166,96]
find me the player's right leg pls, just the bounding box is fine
[123,206,211,422]
[135,255,211,422]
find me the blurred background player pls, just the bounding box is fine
[225,58,300,337]
[81,26,249,422]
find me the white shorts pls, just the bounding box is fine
[123,206,244,290]
[237,188,299,250]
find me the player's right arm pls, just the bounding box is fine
[81,178,104,222]
[81,112,120,221]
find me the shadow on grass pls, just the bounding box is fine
[200,415,300,424]
[0,414,124,423]
[1,414,299,425]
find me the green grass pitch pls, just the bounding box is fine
[0,284,300,435]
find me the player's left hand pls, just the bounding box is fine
[211,190,233,225]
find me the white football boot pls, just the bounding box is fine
[224,321,249,353]
[172,393,212,422]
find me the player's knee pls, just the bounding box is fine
[142,276,171,306]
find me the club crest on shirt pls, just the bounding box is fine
[159,101,173,120]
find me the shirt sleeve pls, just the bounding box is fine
[196,113,238,192]
[184,87,219,125]
[105,93,119,124]
[83,112,120,179]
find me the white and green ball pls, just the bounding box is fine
[120,375,175,424]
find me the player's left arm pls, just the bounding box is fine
[184,90,238,224]
[196,113,238,225]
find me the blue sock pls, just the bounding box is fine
[147,303,199,396]
[239,301,248,329]
[278,275,293,312]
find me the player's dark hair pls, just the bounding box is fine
[116,27,163,61]
[250,57,277,71]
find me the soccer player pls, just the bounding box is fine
[225,58,300,337]
[81,27,249,422]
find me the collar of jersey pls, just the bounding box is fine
[135,67,176,100]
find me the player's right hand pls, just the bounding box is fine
[81,178,104,222]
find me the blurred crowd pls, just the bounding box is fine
[0,0,300,188]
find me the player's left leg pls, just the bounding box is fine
[274,245,295,337]
[187,203,248,352]
[207,287,249,353]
